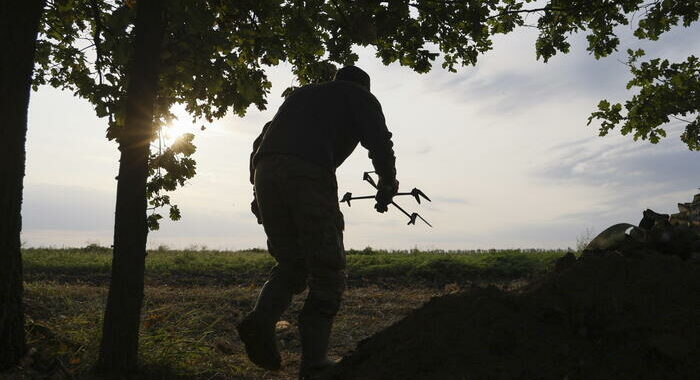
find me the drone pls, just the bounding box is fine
[340,171,433,227]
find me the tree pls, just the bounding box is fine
[0,0,46,370]
[590,51,699,150]
[478,0,699,149]
[32,0,698,374]
[33,0,443,372]
[337,0,700,150]
[95,0,165,371]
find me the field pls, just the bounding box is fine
[14,247,567,379]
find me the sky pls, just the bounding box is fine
[22,21,700,250]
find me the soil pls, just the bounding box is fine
[326,252,700,380]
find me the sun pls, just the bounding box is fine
[161,123,196,146]
[160,104,206,147]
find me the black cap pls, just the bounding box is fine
[334,66,371,91]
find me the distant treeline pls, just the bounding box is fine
[22,245,573,255]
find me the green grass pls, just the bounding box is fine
[19,282,439,379]
[13,247,569,379]
[23,247,568,286]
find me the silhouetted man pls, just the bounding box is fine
[237,66,398,379]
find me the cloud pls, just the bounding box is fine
[538,129,700,191]
[426,43,629,117]
[22,183,115,231]
[432,196,469,205]
[532,128,700,234]
[422,22,700,118]
[415,145,432,155]
[20,182,267,249]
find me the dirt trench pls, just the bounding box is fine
[326,252,700,380]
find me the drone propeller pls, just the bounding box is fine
[396,188,432,204]
[340,192,353,206]
[356,172,432,227]
[409,213,433,227]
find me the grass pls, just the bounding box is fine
[10,247,569,379]
[19,282,439,379]
[23,247,567,286]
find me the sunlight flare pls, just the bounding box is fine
[160,104,209,147]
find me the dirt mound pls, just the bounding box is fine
[327,253,700,380]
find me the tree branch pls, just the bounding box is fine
[485,6,568,21]
[671,115,693,124]
[90,0,104,86]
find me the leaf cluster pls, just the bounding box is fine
[147,133,197,230]
[590,50,699,150]
[507,0,698,148]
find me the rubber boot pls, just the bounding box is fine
[236,279,293,371]
[298,314,338,380]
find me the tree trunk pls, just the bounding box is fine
[0,0,45,371]
[96,0,164,374]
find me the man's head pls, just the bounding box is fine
[334,66,371,91]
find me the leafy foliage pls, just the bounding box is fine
[32,0,700,230]
[484,0,699,149]
[590,50,699,150]
[34,0,524,228]
[147,133,196,230]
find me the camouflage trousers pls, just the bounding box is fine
[254,155,346,319]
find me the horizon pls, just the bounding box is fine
[20,244,577,252]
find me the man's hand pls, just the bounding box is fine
[375,179,399,213]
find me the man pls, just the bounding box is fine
[237,65,398,379]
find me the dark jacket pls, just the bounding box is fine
[250,80,396,184]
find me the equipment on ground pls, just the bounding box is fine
[585,191,700,259]
[340,171,433,227]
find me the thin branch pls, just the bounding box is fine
[91,0,105,86]
[407,1,569,17]
[79,43,96,52]
[671,115,693,124]
[408,0,663,26]
[485,6,567,21]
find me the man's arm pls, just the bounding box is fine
[352,92,399,212]
[353,93,396,180]
[250,121,271,185]
[250,122,271,224]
